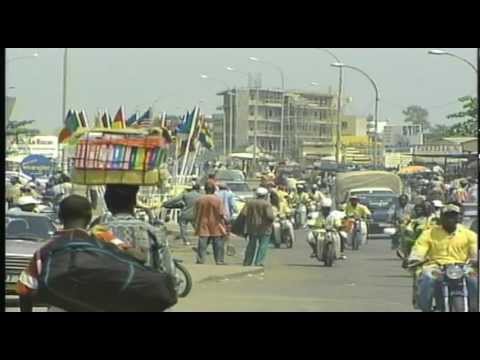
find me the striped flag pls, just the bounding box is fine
[126,112,138,127]
[101,111,110,128]
[112,106,126,129]
[134,107,153,128]
[78,110,89,128]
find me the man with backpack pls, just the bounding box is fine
[17,194,177,312]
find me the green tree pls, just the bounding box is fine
[402,105,430,130]
[446,96,478,136]
[424,124,451,143]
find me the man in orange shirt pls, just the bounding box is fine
[193,183,227,265]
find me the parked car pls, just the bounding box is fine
[226,181,254,201]
[5,212,56,304]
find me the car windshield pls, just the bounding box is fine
[358,195,397,209]
[216,170,245,182]
[228,183,251,193]
[5,215,55,241]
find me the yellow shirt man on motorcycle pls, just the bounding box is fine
[344,196,371,220]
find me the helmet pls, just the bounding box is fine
[17,196,41,206]
[320,197,333,208]
[432,200,444,208]
[256,187,269,198]
[349,195,359,201]
[312,184,318,190]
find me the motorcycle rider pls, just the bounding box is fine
[398,200,435,260]
[407,203,478,312]
[8,195,42,213]
[431,200,444,219]
[344,195,371,248]
[307,197,344,259]
[390,194,414,251]
[310,184,325,204]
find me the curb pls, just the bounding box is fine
[198,267,264,284]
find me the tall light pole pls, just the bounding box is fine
[200,74,232,157]
[428,49,478,74]
[332,62,380,169]
[316,48,343,165]
[226,66,250,157]
[249,56,286,159]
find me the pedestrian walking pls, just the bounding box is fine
[193,183,228,265]
[238,187,275,267]
[216,183,237,256]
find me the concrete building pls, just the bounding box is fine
[383,124,424,148]
[341,115,367,137]
[217,88,337,160]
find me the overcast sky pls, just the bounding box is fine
[6,48,477,134]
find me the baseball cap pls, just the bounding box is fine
[442,204,461,214]
[256,187,269,197]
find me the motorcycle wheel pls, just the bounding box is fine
[352,232,359,251]
[285,233,293,249]
[174,261,192,298]
[315,236,323,263]
[324,243,335,267]
[450,295,466,312]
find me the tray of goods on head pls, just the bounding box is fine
[68,127,171,186]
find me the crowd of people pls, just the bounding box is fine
[6,160,478,312]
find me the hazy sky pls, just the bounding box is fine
[6,48,477,134]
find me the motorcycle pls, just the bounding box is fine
[272,214,295,249]
[145,212,193,298]
[344,217,365,251]
[294,204,307,229]
[407,261,474,312]
[307,223,341,267]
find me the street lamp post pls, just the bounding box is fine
[428,49,478,74]
[200,74,232,157]
[249,56,286,159]
[332,62,380,169]
[316,48,343,166]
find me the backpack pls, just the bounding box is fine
[36,232,177,312]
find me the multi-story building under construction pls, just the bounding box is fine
[216,87,338,160]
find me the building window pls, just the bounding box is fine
[250,107,254,116]
[342,121,348,129]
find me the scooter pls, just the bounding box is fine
[294,204,307,229]
[344,217,364,251]
[307,225,341,267]
[407,261,474,312]
[272,214,295,249]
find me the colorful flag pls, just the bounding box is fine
[78,110,89,128]
[126,112,138,127]
[134,108,153,128]
[101,111,110,128]
[112,106,126,129]
[199,120,214,150]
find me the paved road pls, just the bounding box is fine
[173,230,415,312]
[6,230,415,312]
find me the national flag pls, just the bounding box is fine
[112,106,126,129]
[199,120,214,150]
[66,110,81,133]
[101,111,110,128]
[134,107,153,128]
[58,110,78,143]
[78,110,89,128]
[126,112,138,127]
[176,111,193,134]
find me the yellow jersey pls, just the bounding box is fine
[345,203,371,219]
[410,224,478,266]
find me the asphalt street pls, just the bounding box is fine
[173,230,415,312]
